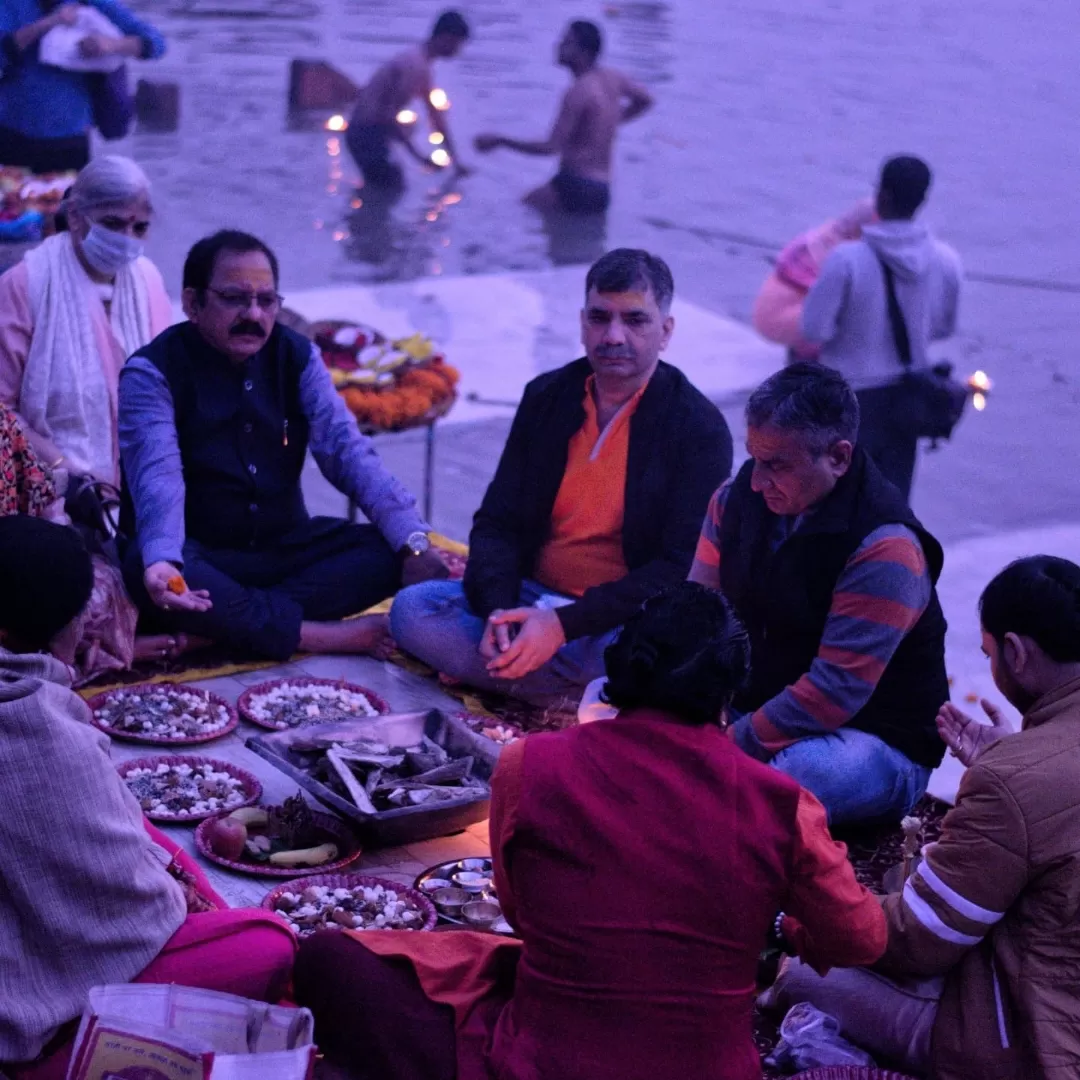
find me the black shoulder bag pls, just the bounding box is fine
[878,255,968,443]
[64,474,121,561]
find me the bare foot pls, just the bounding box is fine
[298,615,395,659]
[132,633,213,662]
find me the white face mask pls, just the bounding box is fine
[80,223,144,276]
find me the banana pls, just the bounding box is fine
[268,842,339,868]
[227,807,269,827]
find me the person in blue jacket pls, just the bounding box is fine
[0,1,165,172]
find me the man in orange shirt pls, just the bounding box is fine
[391,248,732,707]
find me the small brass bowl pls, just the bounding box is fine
[432,887,470,916]
[462,900,501,928]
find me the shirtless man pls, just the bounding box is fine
[346,10,470,190]
[474,20,652,214]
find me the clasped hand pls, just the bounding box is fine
[480,606,565,681]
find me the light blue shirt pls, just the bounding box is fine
[119,335,428,569]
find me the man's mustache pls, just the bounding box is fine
[595,347,634,359]
[231,321,266,337]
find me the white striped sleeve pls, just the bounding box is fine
[901,879,984,946]
[876,763,1028,979]
[916,848,1006,927]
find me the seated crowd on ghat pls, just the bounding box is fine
[1,153,1079,1080]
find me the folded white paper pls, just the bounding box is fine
[39,7,124,74]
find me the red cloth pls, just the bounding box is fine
[10,823,297,1080]
[486,709,803,1080]
[338,711,883,1080]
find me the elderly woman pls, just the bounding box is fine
[0,1,165,172]
[295,582,888,1080]
[0,154,171,483]
[0,516,295,1080]
[0,155,176,677]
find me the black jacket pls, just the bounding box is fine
[718,449,949,768]
[464,358,733,641]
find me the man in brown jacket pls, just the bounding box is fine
[765,554,1080,1079]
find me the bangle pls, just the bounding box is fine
[772,910,794,955]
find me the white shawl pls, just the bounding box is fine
[20,233,152,481]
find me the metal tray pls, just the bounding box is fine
[246,709,500,848]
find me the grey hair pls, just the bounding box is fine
[66,155,152,213]
[745,361,860,455]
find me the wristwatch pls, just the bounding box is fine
[404,531,430,557]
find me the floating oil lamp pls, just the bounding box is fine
[967,369,992,412]
[429,88,450,110]
[324,114,347,132]
[396,109,418,125]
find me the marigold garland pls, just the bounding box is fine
[313,319,459,432]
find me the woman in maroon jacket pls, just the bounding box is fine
[296,583,886,1080]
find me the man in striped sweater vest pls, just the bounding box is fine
[690,362,948,825]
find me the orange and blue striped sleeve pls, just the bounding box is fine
[687,481,731,590]
[744,523,932,755]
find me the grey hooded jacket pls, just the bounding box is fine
[800,220,962,390]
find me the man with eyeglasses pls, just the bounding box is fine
[117,229,448,661]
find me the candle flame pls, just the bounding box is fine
[430,148,451,167]
[325,114,347,132]
[429,88,450,110]
[396,109,418,124]
[428,131,445,145]
[968,370,992,392]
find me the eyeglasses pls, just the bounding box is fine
[207,287,284,312]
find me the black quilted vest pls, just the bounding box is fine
[718,450,948,768]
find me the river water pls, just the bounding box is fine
[115,0,1080,538]
[124,0,1078,300]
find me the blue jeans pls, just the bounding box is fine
[771,727,931,826]
[390,579,617,709]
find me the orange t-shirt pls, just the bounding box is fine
[532,376,645,598]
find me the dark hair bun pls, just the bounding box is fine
[602,582,750,725]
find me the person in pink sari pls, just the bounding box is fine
[0,155,182,679]
[0,516,295,1080]
[752,199,875,359]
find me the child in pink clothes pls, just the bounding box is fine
[752,199,875,358]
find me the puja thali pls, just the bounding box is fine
[88,682,238,745]
[263,874,437,936]
[415,858,516,935]
[195,797,362,878]
[117,755,261,823]
[237,677,391,731]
